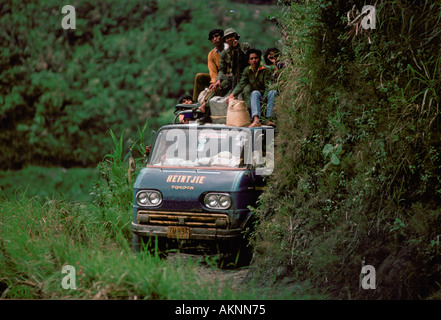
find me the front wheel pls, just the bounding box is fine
[217,237,253,268]
[132,233,142,253]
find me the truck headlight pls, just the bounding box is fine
[218,195,232,208]
[203,193,231,209]
[136,190,162,206]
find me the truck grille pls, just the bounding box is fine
[136,210,229,229]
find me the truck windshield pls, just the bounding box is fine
[148,127,252,168]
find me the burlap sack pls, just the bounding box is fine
[226,99,251,127]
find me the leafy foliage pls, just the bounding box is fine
[1,0,280,170]
[251,0,441,299]
[90,119,150,211]
[0,166,96,201]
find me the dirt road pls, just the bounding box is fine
[167,252,250,293]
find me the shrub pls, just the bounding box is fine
[0,0,280,170]
[251,0,441,299]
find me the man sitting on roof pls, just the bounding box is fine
[226,48,277,127]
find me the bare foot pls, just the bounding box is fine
[265,120,276,127]
[249,121,262,127]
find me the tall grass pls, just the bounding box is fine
[0,192,262,299]
[250,0,441,299]
[0,108,330,299]
[0,166,97,202]
[1,120,295,300]
[0,122,210,299]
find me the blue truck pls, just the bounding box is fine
[131,122,274,264]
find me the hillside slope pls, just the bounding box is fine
[251,0,441,299]
[0,0,279,170]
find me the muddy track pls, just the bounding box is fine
[167,252,250,292]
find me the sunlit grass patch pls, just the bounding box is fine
[0,195,274,299]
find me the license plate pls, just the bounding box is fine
[167,226,190,239]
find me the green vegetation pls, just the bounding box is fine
[0,0,280,170]
[0,127,226,299]
[2,0,440,300]
[0,195,237,299]
[0,0,282,300]
[251,0,441,299]
[0,166,96,202]
[0,123,319,300]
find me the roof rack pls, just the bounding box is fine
[173,103,205,124]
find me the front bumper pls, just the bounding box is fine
[131,221,243,241]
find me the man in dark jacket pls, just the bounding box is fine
[199,28,251,116]
[227,48,277,127]
[209,28,251,94]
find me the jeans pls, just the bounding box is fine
[250,90,277,118]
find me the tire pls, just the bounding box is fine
[232,237,254,268]
[229,219,256,268]
[217,237,254,269]
[132,233,142,253]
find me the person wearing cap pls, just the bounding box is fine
[192,28,228,102]
[209,28,251,93]
[198,28,251,116]
[199,28,251,112]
